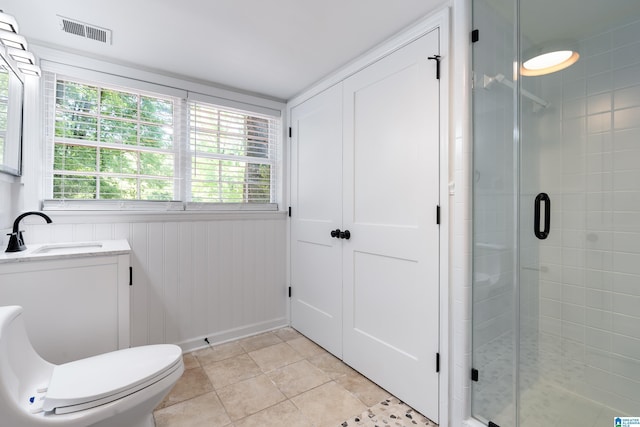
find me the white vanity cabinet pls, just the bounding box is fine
[0,240,131,364]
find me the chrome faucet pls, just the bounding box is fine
[5,211,53,252]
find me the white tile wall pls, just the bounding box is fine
[535,17,640,416]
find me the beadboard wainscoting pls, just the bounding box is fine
[18,212,288,353]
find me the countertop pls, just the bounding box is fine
[0,239,131,264]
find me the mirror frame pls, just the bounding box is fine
[0,49,24,177]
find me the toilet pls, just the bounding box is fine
[0,305,184,426]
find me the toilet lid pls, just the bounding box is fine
[43,344,182,414]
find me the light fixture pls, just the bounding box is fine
[0,29,27,50]
[521,42,579,76]
[0,11,18,33]
[7,47,34,65]
[16,63,40,77]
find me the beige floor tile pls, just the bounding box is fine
[182,352,200,370]
[335,371,391,407]
[267,359,331,398]
[238,332,283,352]
[286,336,327,358]
[156,367,214,409]
[203,353,263,389]
[273,327,303,342]
[234,400,313,427]
[193,341,245,366]
[291,381,367,426]
[308,352,356,379]
[154,391,230,427]
[249,342,304,372]
[217,374,287,421]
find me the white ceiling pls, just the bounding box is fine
[1,0,444,101]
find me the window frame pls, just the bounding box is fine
[41,64,282,212]
[187,99,279,206]
[49,76,182,202]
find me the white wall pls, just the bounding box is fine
[2,47,290,353]
[21,212,287,352]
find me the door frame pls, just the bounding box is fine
[286,7,450,426]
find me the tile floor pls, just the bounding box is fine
[153,327,397,427]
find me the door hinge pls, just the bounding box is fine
[129,266,133,286]
[471,368,479,382]
[472,29,479,43]
[436,352,440,372]
[289,127,292,138]
[436,205,441,225]
[288,206,292,217]
[427,55,441,79]
[288,286,292,298]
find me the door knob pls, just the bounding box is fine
[330,229,341,238]
[340,230,351,240]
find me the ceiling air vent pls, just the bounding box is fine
[57,15,112,45]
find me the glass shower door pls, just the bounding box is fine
[471,0,517,425]
[518,1,640,425]
[473,0,640,426]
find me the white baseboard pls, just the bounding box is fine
[176,317,289,353]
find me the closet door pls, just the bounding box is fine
[342,29,441,422]
[290,84,343,357]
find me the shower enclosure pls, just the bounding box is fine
[472,0,640,425]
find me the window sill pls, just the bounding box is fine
[39,201,286,224]
[36,209,287,224]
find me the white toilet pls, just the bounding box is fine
[0,305,184,426]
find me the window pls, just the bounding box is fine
[51,79,178,201]
[189,101,278,204]
[44,72,281,210]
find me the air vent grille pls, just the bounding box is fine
[57,16,111,45]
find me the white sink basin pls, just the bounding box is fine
[0,240,130,264]
[32,242,104,255]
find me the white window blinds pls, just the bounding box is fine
[45,73,182,201]
[189,100,279,205]
[43,69,282,210]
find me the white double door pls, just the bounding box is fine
[290,28,440,422]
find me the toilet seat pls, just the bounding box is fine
[43,344,182,414]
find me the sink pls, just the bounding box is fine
[31,242,104,255]
[0,240,130,264]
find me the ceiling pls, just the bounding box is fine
[1,0,444,101]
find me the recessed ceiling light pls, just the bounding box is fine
[521,42,580,76]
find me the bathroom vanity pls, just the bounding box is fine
[0,240,131,364]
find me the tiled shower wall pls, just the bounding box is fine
[534,18,640,414]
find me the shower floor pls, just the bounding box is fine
[517,380,624,427]
[473,332,631,427]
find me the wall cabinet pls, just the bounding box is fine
[290,27,442,422]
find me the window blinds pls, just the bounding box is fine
[43,70,282,210]
[44,73,182,202]
[188,100,280,205]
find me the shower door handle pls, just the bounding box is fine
[534,193,550,240]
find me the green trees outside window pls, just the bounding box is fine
[51,77,279,205]
[53,80,175,200]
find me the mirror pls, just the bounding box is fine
[0,52,23,176]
